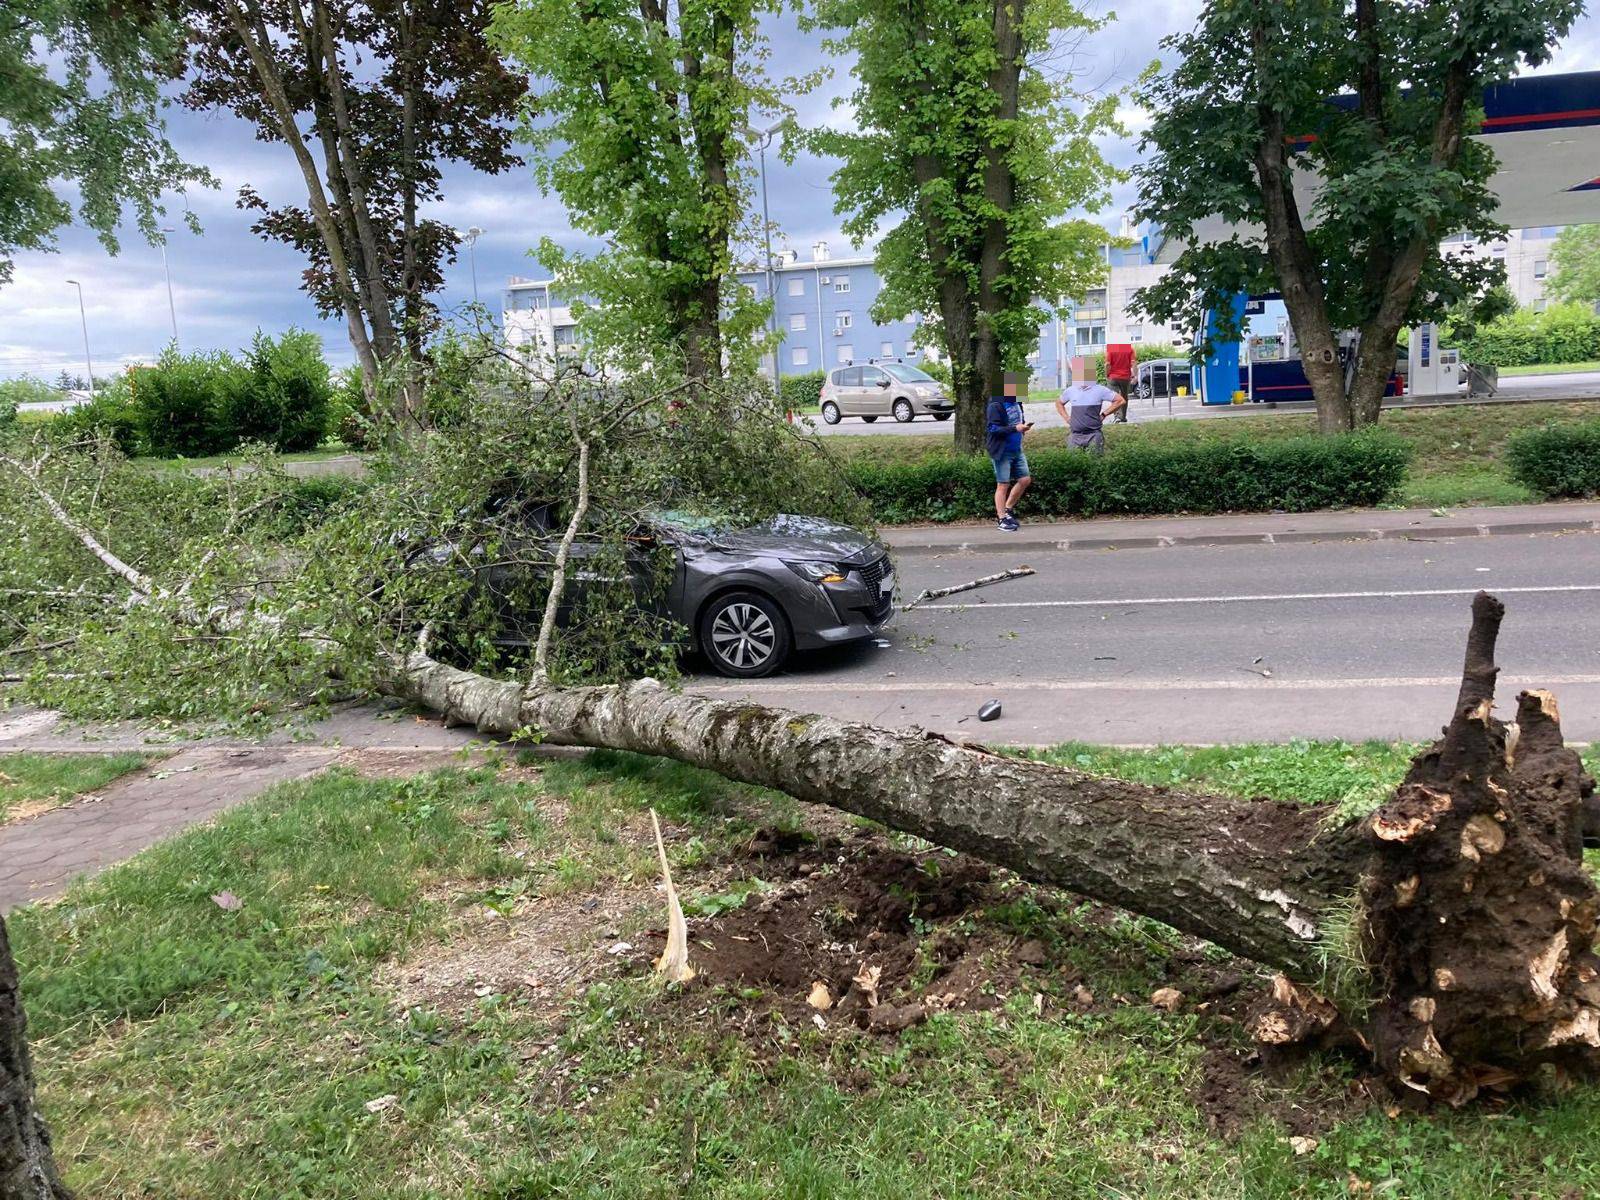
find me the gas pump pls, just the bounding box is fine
[1407,322,1461,397]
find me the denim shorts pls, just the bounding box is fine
[991,446,1030,483]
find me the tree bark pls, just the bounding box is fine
[1,915,72,1200]
[383,592,1600,1101]
[1247,3,1352,433]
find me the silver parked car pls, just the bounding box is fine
[819,361,955,424]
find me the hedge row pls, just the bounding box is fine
[842,431,1410,522]
[1453,304,1600,367]
[779,370,826,411]
[1505,420,1600,498]
[58,330,333,458]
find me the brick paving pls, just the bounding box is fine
[0,746,341,912]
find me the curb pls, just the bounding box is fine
[886,517,1600,557]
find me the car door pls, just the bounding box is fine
[836,366,864,415]
[857,365,890,415]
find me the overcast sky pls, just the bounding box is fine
[4,2,1596,382]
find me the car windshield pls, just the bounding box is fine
[646,508,736,536]
[881,363,936,383]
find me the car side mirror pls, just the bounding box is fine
[878,378,890,388]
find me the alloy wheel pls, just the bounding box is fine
[709,602,777,671]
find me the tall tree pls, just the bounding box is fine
[811,0,1118,453]
[489,0,793,381]
[1548,224,1600,309]
[1132,0,1582,434]
[183,0,523,415]
[0,0,210,286]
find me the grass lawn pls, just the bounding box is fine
[13,740,1600,1198]
[1499,361,1600,377]
[825,399,1600,509]
[0,751,150,824]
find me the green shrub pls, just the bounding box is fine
[54,379,143,455]
[327,368,372,449]
[843,430,1410,522]
[132,346,247,457]
[1453,303,1600,367]
[225,329,332,452]
[779,370,825,411]
[0,376,59,422]
[1505,420,1600,498]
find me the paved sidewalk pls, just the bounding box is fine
[883,501,1600,556]
[0,746,342,912]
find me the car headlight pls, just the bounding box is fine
[786,560,847,584]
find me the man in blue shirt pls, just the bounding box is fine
[985,372,1033,531]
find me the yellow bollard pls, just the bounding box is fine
[1176,386,1189,397]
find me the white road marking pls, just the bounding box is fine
[692,674,1600,695]
[919,584,1600,611]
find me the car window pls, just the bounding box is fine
[839,367,863,387]
[882,363,935,383]
[859,367,888,387]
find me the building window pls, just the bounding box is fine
[553,325,578,346]
[787,277,804,296]
[837,344,854,364]
[789,312,807,332]
[835,311,853,330]
[1128,325,1143,342]
[791,346,810,367]
[880,341,894,357]
[1534,299,1548,313]
[1535,259,1548,279]
[834,277,851,293]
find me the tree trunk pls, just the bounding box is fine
[384,593,1600,1101]
[1,916,72,1200]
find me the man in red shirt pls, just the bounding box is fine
[1105,342,1135,423]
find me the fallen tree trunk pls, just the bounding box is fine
[1,915,72,1200]
[387,592,1600,1102]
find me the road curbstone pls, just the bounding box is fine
[884,515,1600,557]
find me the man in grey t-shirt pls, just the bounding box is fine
[1054,380,1125,454]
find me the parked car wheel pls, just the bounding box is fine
[699,591,790,678]
[861,414,878,423]
[932,411,952,421]
[1135,382,1152,400]
[821,401,841,425]
[892,398,915,422]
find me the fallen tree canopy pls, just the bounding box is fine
[385,592,1600,1105]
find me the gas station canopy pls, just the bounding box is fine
[1155,70,1600,263]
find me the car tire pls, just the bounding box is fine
[892,398,914,422]
[1135,383,1152,400]
[821,401,841,425]
[933,411,952,421]
[699,591,790,678]
[861,414,878,423]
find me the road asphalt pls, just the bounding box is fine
[4,505,1599,752]
[686,516,1600,745]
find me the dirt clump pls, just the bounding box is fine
[643,829,1050,1030]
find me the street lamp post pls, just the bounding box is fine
[458,226,485,305]
[756,121,785,384]
[64,279,95,399]
[159,226,179,348]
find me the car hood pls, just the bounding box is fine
[704,514,884,563]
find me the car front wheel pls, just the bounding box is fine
[820,401,841,425]
[699,591,791,678]
[892,398,914,422]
